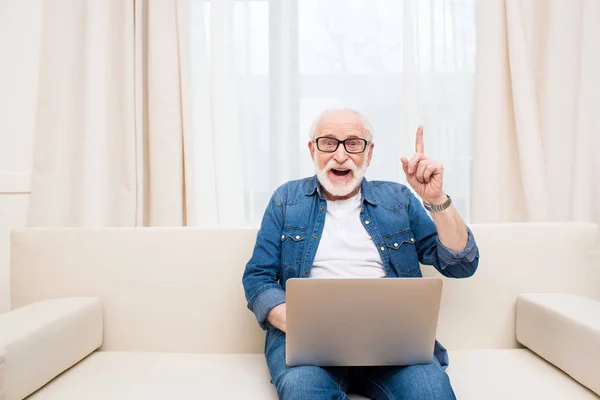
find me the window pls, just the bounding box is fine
[189,0,476,225]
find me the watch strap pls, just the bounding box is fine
[423,194,452,212]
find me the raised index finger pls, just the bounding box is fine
[415,126,424,154]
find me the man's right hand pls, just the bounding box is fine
[267,303,287,333]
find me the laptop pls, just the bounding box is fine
[285,277,443,367]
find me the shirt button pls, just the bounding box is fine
[303,269,308,275]
[410,238,415,243]
[281,235,285,240]
[313,236,318,240]
[394,243,399,248]
[380,246,385,251]
[320,207,324,211]
[295,235,300,240]
[365,220,370,225]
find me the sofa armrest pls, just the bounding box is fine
[516,293,600,396]
[0,297,103,400]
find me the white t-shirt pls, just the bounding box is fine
[310,190,386,279]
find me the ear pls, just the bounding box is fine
[366,142,374,166]
[308,140,315,159]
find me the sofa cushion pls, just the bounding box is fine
[27,352,278,400]
[516,293,600,395]
[12,224,600,354]
[0,298,102,400]
[25,350,598,400]
[447,349,599,399]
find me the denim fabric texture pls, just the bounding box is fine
[242,175,479,398]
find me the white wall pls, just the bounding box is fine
[0,0,42,312]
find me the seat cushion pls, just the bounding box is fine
[446,350,599,399]
[27,350,598,400]
[27,352,278,400]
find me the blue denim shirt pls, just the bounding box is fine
[242,176,480,368]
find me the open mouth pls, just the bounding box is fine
[330,169,351,177]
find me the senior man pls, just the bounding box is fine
[242,108,479,400]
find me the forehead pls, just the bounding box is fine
[315,111,367,138]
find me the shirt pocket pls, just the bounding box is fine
[280,228,306,269]
[383,229,421,277]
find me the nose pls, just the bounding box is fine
[333,143,349,163]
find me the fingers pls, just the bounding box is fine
[415,159,431,183]
[403,151,442,183]
[423,163,436,182]
[415,126,424,154]
[407,152,423,175]
[415,159,441,183]
[401,157,409,175]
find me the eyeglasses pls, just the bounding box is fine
[314,136,369,154]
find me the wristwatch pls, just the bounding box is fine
[423,193,452,212]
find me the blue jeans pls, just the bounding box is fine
[266,329,456,400]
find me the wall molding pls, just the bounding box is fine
[0,173,31,194]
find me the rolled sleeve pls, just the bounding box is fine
[436,226,478,266]
[252,287,286,330]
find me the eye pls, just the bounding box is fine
[319,138,338,148]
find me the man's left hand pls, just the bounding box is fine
[401,126,446,205]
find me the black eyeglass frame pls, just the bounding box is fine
[313,136,369,154]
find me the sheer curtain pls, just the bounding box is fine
[189,0,476,227]
[28,0,194,227]
[472,0,600,224]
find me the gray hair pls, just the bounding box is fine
[309,108,374,142]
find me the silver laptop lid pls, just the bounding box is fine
[286,277,443,367]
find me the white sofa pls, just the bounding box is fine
[1,223,599,400]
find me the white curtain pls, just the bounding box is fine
[472,0,600,224]
[29,0,195,227]
[188,0,477,226]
